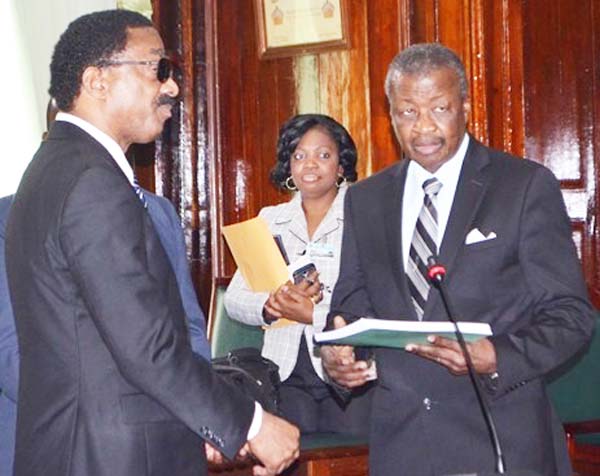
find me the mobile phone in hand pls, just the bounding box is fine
[292,262,317,284]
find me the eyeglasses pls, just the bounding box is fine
[98,57,174,83]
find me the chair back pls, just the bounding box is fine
[547,316,600,423]
[208,277,264,358]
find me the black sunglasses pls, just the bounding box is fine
[99,57,174,83]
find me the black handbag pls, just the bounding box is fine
[211,347,282,415]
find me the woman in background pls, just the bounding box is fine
[225,114,372,435]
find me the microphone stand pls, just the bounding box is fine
[427,257,540,476]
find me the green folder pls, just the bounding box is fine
[313,318,492,349]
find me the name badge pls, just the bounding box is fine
[307,242,335,258]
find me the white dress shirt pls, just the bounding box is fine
[401,134,470,267]
[54,112,263,439]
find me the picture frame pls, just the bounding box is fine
[254,0,349,60]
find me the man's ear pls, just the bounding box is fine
[81,66,108,100]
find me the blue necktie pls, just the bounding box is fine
[132,176,148,209]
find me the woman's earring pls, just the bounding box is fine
[336,174,347,189]
[285,176,298,191]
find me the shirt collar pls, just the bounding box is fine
[274,182,348,225]
[55,112,135,185]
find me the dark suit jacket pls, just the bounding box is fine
[6,122,254,476]
[144,192,211,361]
[0,192,211,476]
[330,137,596,476]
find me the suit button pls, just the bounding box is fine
[423,397,432,410]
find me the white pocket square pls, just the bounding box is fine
[465,228,497,245]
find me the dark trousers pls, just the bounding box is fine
[279,336,373,436]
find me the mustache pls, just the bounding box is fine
[412,137,444,147]
[157,95,177,107]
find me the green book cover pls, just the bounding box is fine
[314,318,492,349]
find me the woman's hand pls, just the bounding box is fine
[293,271,323,303]
[263,272,323,324]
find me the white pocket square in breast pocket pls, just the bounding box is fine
[465,228,497,245]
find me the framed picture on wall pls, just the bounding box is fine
[254,0,349,59]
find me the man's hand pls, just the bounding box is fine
[206,441,253,467]
[248,411,300,476]
[204,442,224,465]
[405,336,497,375]
[321,316,373,388]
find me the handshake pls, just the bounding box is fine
[205,411,300,476]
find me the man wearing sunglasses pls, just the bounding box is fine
[5,9,299,476]
[0,98,216,476]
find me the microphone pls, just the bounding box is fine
[427,256,540,476]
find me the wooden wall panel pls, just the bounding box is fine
[411,0,438,42]
[303,0,372,178]
[521,0,599,304]
[149,0,213,308]
[406,0,525,156]
[292,0,409,177]
[484,0,524,156]
[211,0,296,277]
[150,0,297,302]
[408,0,491,146]
[523,0,593,180]
[148,0,600,308]
[366,0,405,172]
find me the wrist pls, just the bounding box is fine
[303,300,315,323]
[262,307,278,325]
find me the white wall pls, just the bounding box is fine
[0,0,117,197]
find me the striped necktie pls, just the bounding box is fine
[406,177,442,320]
[132,176,148,209]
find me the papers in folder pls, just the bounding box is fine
[313,318,492,349]
[222,217,289,292]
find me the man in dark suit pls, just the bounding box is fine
[144,192,211,361]
[6,9,298,476]
[0,191,211,476]
[1,97,211,475]
[321,43,596,476]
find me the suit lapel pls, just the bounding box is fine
[423,138,491,317]
[383,160,420,319]
[278,195,308,245]
[310,186,346,243]
[311,211,341,244]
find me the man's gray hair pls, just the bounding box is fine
[384,43,468,101]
